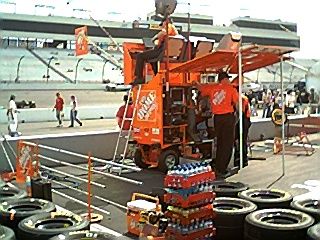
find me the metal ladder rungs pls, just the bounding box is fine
[112,85,142,175]
[119,135,130,139]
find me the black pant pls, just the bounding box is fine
[70,110,82,126]
[234,116,251,167]
[134,45,163,79]
[214,113,236,173]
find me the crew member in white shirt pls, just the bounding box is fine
[69,95,83,127]
[7,95,19,136]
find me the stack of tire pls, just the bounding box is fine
[0,183,27,240]
[212,181,254,240]
[239,188,317,240]
[0,182,90,240]
[212,181,319,240]
[291,198,320,240]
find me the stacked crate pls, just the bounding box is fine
[164,162,216,239]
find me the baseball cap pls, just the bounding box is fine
[218,72,231,81]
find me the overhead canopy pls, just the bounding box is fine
[170,44,296,74]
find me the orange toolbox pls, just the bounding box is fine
[126,193,161,236]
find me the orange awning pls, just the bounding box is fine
[170,44,296,74]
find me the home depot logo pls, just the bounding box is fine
[212,90,226,105]
[137,91,157,121]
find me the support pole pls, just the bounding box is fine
[34,142,40,177]
[280,57,286,176]
[165,16,170,84]
[267,56,285,188]
[238,47,243,169]
[87,152,92,221]
[75,58,83,84]
[15,55,25,83]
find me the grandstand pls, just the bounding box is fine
[0,45,121,83]
[1,11,316,86]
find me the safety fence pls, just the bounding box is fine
[1,140,143,219]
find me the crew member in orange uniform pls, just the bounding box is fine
[116,95,134,130]
[131,17,178,85]
[200,72,239,178]
[234,94,251,168]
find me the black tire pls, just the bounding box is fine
[18,212,90,240]
[0,198,56,233]
[158,149,179,173]
[0,186,27,202]
[212,180,249,198]
[0,225,15,240]
[291,199,320,222]
[239,189,293,209]
[213,197,257,240]
[49,230,128,240]
[244,208,314,240]
[134,149,149,169]
[307,223,320,240]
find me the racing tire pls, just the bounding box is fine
[212,180,249,198]
[244,208,314,240]
[18,212,90,240]
[0,186,27,202]
[213,197,257,240]
[0,198,56,233]
[49,230,129,240]
[307,223,320,240]
[134,149,149,169]
[291,199,320,222]
[158,149,179,173]
[238,189,293,209]
[0,225,15,240]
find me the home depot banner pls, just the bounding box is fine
[75,26,89,56]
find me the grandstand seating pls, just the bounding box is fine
[0,47,123,83]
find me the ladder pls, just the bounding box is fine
[112,85,142,174]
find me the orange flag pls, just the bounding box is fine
[75,26,88,56]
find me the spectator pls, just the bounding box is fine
[285,90,296,114]
[69,95,83,127]
[250,98,258,116]
[264,90,274,117]
[116,95,134,130]
[245,89,254,103]
[7,95,19,137]
[297,87,310,115]
[309,88,319,114]
[52,92,64,127]
[273,90,281,109]
[262,90,270,118]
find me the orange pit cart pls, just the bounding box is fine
[121,31,296,173]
